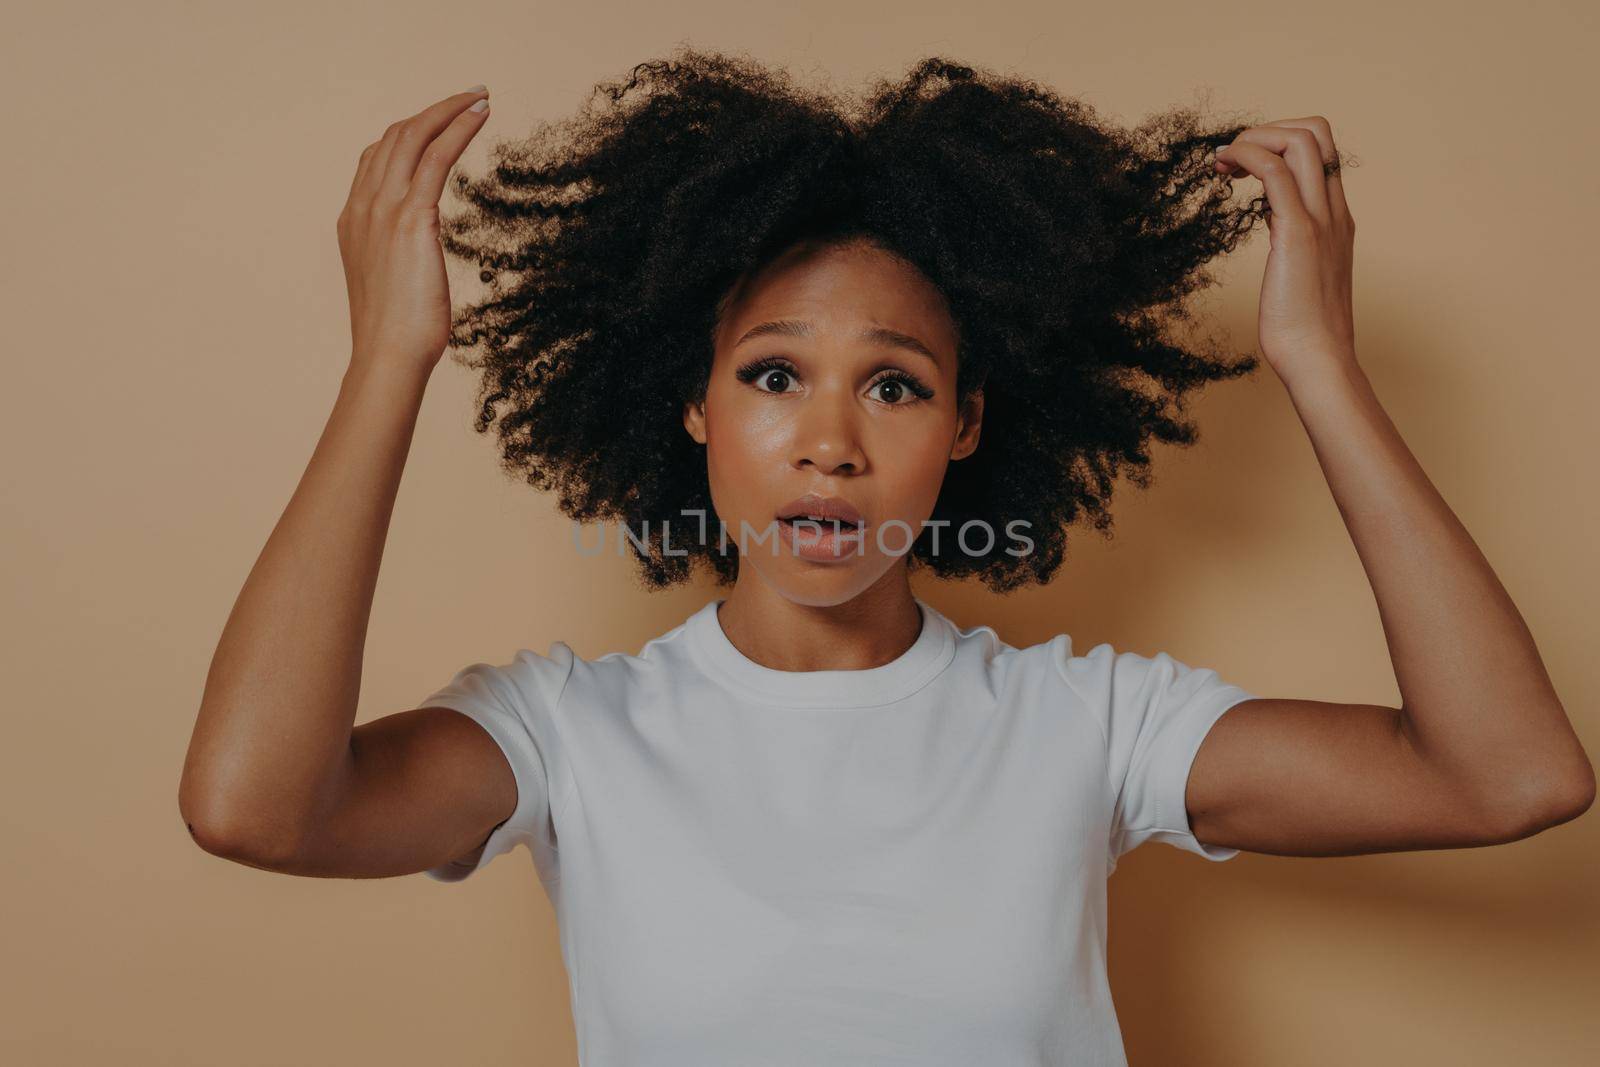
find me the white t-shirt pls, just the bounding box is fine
[418,597,1255,1066]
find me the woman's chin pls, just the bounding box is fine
[741,552,904,609]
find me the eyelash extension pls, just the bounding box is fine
[733,356,935,404]
[732,355,796,384]
[871,369,935,402]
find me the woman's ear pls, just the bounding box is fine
[950,389,983,461]
[683,399,708,445]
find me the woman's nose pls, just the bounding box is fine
[790,386,866,475]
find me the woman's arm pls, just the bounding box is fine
[1184,117,1594,857]
[178,87,501,868]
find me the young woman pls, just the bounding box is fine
[180,49,1594,1066]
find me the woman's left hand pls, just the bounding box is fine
[1214,117,1356,383]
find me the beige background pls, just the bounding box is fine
[4,1,1596,1063]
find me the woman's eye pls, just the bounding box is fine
[754,368,794,393]
[871,378,907,404]
[736,359,930,404]
[735,358,800,394]
[868,374,932,405]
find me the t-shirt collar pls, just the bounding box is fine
[685,596,957,708]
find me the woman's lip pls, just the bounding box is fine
[774,493,865,528]
[776,515,863,529]
[776,516,866,562]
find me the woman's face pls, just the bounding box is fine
[683,238,983,607]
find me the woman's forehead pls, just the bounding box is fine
[714,240,958,359]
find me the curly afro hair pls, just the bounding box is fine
[439,46,1329,593]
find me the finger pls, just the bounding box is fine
[404,98,491,210]
[339,139,383,245]
[1213,140,1315,233]
[357,86,485,209]
[375,87,490,208]
[1216,125,1331,225]
[358,121,404,207]
[348,141,380,203]
[1262,116,1351,231]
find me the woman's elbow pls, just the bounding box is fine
[1494,763,1596,841]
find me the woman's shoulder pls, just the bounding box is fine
[558,609,702,687]
[933,606,1088,696]
[937,607,1083,665]
[944,610,1161,708]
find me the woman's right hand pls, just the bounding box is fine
[337,86,491,375]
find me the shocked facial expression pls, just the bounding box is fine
[682,237,983,606]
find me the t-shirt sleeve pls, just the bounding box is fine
[413,643,575,883]
[1055,638,1256,868]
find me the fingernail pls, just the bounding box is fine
[469,99,488,112]
[465,84,487,93]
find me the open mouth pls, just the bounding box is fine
[774,513,866,560]
[772,494,867,558]
[774,493,866,532]
[777,514,864,532]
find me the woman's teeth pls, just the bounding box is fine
[784,516,859,527]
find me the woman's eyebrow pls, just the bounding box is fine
[733,319,939,364]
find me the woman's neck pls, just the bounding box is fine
[715,568,922,673]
